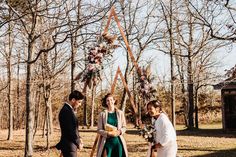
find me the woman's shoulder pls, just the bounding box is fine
[115,108,124,114]
[99,110,106,116]
[159,112,171,121]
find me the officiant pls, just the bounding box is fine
[96,93,128,157]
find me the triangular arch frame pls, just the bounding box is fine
[104,6,144,114]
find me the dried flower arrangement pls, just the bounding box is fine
[138,66,156,101]
[75,33,119,88]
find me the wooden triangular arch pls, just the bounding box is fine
[90,6,144,157]
[104,7,142,75]
[111,66,137,113]
[103,6,143,113]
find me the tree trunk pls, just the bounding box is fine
[169,0,176,129]
[25,40,34,157]
[43,94,53,140]
[194,88,199,129]
[161,0,175,128]
[48,99,53,134]
[71,36,76,92]
[46,105,50,150]
[170,75,176,128]
[33,91,40,138]
[182,87,188,127]
[83,84,88,127]
[70,0,80,92]
[16,52,21,130]
[175,55,188,127]
[44,86,53,134]
[120,46,130,112]
[7,17,13,140]
[90,83,96,127]
[187,13,194,130]
[187,59,194,129]
[7,51,13,140]
[43,108,47,138]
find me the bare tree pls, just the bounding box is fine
[6,9,14,140]
[192,42,226,128]
[155,0,228,129]
[0,3,15,138]
[187,0,236,41]
[159,0,177,128]
[2,0,115,156]
[173,0,228,129]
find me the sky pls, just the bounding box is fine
[215,48,236,74]
[108,45,236,84]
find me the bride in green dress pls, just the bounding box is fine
[97,93,128,157]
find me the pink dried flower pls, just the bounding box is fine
[88,64,95,71]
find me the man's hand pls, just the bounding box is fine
[78,139,84,150]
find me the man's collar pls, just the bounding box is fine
[65,102,73,110]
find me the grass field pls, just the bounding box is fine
[0,123,236,157]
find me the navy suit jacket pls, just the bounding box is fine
[56,103,81,152]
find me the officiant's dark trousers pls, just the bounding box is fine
[62,150,77,157]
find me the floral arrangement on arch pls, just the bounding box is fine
[138,65,156,101]
[75,33,119,88]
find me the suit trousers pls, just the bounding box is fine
[62,149,77,157]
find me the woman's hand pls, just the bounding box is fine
[151,143,162,150]
[107,130,121,137]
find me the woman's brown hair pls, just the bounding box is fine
[146,100,162,111]
[102,93,116,108]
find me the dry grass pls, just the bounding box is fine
[0,123,236,157]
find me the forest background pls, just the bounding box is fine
[0,0,236,156]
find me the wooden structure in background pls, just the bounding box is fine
[221,81,236,131]
[214,81,236,131]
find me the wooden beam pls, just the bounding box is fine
[111,66,120,94]
[111,7,142,76]
[103,6,115,35]
[110,66,137,113]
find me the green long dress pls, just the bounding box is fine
[103,112,125,157]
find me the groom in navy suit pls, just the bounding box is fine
[56,90,85,157]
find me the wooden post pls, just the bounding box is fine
[103,6,115,35]
[90,134,100,157]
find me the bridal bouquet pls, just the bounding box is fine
[139,125,155,143]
